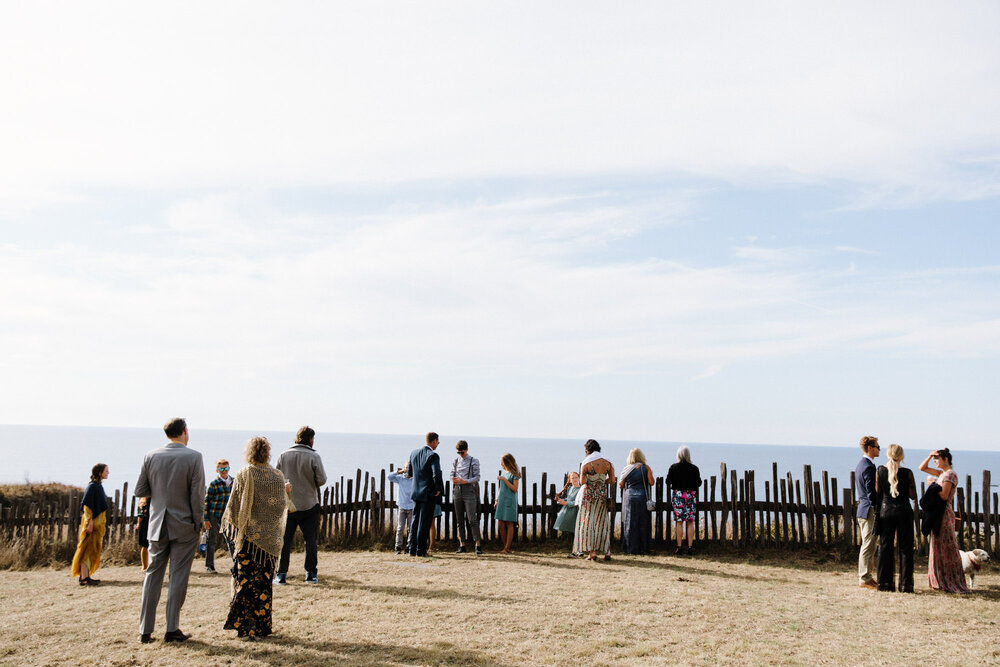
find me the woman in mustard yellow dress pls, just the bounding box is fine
[72,463,109,586]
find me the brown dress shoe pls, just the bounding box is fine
[139,634,154,644]
[859,581,877,590]
[163,630,190,643]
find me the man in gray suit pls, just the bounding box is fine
[135,418,206,644]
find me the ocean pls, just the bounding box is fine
[3,424,998,498]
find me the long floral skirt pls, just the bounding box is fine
[224,543,276,638]
[928,505,969,593]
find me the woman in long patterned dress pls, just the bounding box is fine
[72,463,109,586]
[619,448,654,555]
[919,448,969,593]
[573,439,615,561]
[222,436,288,640]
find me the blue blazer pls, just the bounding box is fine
[855,457,877,518]
[408,445,443,503]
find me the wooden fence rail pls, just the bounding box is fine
[2,464,998,555]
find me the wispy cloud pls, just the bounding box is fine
[2,4,999,207]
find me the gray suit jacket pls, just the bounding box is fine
[135,442,206,541]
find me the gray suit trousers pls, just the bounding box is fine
[139,531,198,634]
[454,484,481,543]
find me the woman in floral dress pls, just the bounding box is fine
[573,439,615,561]
[919,448,969,593]
[222,436,289,640]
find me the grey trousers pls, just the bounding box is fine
[204,515,233,570]
[139,531,198,634]
[395,508,412,550]
[454,485,481,543]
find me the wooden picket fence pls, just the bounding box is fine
[2,463,998,555]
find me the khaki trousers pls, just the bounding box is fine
[857,508,878,584]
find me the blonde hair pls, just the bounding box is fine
[627,448,647,465]
[501,453,520,477]
[244,436,271,465]
[886,443,903,498]
[676,446,692,464]
[216,459,229,467]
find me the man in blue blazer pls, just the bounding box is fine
[854,435,880,589]
[407,432,443,557]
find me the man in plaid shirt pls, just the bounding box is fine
[202,459,234,573]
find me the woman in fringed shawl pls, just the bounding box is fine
[72,463,109,586]
[222,436,288,641]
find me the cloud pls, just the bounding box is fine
[1,3,999,207]
[733,246,808,263]
[690,365,723,382]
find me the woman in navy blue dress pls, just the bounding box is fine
[619,448,654,554]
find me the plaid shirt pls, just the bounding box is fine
[204,477,232,520]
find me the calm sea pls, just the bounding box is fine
[2,425,999,498]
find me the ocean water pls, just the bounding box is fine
[3,424,999,499]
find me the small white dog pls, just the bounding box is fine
[959,548,990,589]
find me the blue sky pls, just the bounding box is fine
[1,3,998,449]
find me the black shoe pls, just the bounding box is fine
[687,546,694,556]
[163,630,190,643]
[305,572,318,584]
[205,566,216,574]
[139,634,155,644]
[475,546,483,555]
[674,546,682,555]
[455,546,467,553]
[274,572,287,585]
[395,548,402,554]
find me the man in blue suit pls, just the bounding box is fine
[854,435,880,589]
[407,432,443,557]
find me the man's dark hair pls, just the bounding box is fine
[584,439,601,454]
[426,432,439,445]
[296,426,316,446]
[164,418,187,439]
[456,440,468,451]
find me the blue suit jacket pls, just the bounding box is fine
[408,445,443,503]
[855,457,877,518]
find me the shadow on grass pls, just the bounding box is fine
[181,636,504,666]
[509,551,800,584]
[317,574,521,604]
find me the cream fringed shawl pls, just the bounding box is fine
[222,464,288,563]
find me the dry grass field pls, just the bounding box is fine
[1,547,999,666]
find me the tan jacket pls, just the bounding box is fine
[275,444,327,511]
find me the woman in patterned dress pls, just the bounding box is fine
[919,448,969,593]
[222,436,289,640]
[573,439,615,561]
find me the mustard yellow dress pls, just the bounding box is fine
[71,482,108,579]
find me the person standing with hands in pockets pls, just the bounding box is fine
[450,440,483,555]
[854,435,880,589]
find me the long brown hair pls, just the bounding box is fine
[500,453,519,477]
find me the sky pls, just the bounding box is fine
[1,3,999,449]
